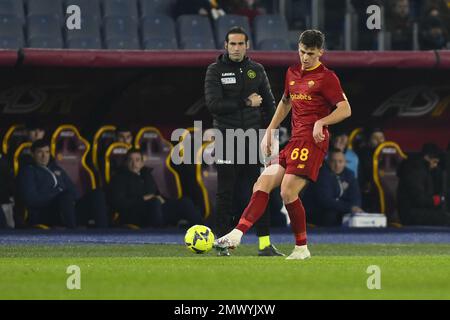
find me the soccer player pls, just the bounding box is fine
[205,27,281,256]
[214,30,352,259]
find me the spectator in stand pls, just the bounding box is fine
[357,127,385,212]
[397,143,450,225]
[419,5,449,49]
[0,153,14,228]
[18,139,78,228]
[229,0,266,23]
[115,126,134,145]
[331,130,359,178]
[19,121,48,168]
[18,139,108,228]
[12,121,49,227]
[303,148,363,226]
[420,0,450,29]
[27,121,46,143]
[174,0,226,20]
[109,148,203,228]
[386,0,415,50]
[109,126,135,179]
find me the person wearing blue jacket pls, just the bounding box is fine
[304,148,363,226]
[17,139,78,228]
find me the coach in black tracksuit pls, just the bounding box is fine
[205,27,282,256]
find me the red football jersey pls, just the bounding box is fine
[283,63,346,148]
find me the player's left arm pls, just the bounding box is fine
[313,72,351,143]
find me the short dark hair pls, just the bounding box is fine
[328,147,345,157]
[327,147,345,161]
[126,147,143,160]
[225,26,249,43]
[421,143,441,159]
[31,139,50,153]
[299,29,325,49]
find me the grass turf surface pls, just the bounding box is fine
[0,243,449,299]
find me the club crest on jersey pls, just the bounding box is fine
[247,70,256,79]
[308,80,315,88]
[289,81,295,86]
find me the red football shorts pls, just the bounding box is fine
[269,138,328,182]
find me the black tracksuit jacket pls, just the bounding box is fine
[204,53,276,130]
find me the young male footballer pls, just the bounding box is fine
[214,30,352,259]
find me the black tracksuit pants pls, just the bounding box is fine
[215,131,270,238]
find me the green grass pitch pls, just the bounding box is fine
[0,243,449,300]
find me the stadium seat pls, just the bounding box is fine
[102,0,138,21]
[92,125,117,185]
[177,15,215,50]
[13,141,31,176]
[170,127,206,216]
[92,125,117,173]
[0,0,25,24]
[257,38,291,51]
[134,127,182,199]
[139,0,174,18]
[65,16,101,40]
[65,15,102,49]
[0,36,24,49]
[2,124,28,158]
[143,38,177,50]
[26,0,63,21]
[105,37,140,49]
[104,16,140,49]
[253,14,289,48]
[66,37,102,49]
[372,141,407,225]
[104,142,131,184]
[196,140,217,219]
[214,15,251,48]
[0,15,24,48]
[348,127,364,151]
[179,37,215,50]
[51,125,97,197]
[141,15,177,49]
[27,36,64,48]
[27,15,62,47]
[11,141,32,227]
[64,0,102,22]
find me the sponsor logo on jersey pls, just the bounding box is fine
[290,93,312,101]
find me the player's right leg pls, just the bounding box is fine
[214,164,285,249]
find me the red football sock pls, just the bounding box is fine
[236,190,269,234]
[285,198,307,246]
